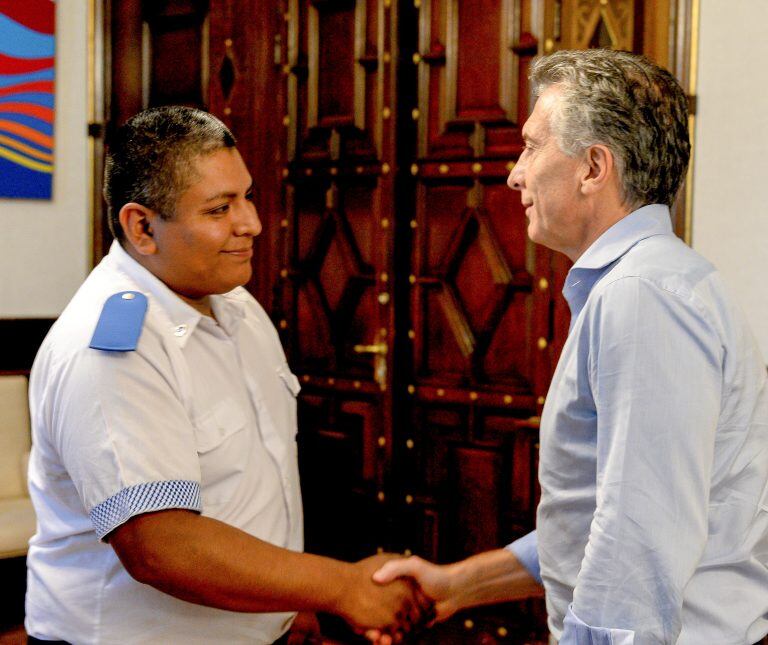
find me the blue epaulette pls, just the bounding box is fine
[89,291,148,352]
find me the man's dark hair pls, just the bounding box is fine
[103,106,236,240]
[531,49,690,209]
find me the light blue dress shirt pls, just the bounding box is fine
[509,205,768,644]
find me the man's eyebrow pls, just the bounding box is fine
[202,182,254,203]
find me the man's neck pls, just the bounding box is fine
[567,197,634,262]
[119,240,215,318]
[178,293,215,318]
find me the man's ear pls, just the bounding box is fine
[580,144,615,196]
[118,202,159,256]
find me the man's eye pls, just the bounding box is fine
[207,204,229,215]
[245,191,255,202]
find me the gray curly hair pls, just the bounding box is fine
[530,49,690,209]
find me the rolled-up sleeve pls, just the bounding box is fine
[563,277,722,643]
[506,530,541,584]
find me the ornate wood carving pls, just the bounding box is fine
[416,0,523,159]
[571,0,635,50]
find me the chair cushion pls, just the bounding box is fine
[0,497,36,558]
[0,375,31,500]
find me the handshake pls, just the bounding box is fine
[329,553,461,645]
[286,546,541,643]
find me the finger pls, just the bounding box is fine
[412,584,435,624]
[410,589,430,626]
[372,556,421,584]
[364,628,393,645]
[395,606,413,634]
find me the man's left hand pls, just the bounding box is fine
[287,611,322,644]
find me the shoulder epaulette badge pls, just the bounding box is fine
[89,291,148,352]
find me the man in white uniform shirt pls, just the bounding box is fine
[369,50,768,644]
[26,106,428,644]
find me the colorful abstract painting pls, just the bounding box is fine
[0,0,55,199]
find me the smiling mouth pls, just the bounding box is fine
[222,248,253,258]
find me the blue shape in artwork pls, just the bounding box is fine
[0,156,51,199]
[0,14,55,59]
[0,68,54,90]
[0,92,54,108]
[0,111,53,136]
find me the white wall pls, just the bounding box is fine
[0,1,90,318]
[692,0,768,359]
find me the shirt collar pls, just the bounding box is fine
[572,204,672,271]
[563,204,673,326]
[106,241,246,346]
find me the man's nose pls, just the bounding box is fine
[507,164,524,191]
[235,203,262,237]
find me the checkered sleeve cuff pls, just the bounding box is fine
[90,480,202,539]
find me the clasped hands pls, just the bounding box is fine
[338,553,456,644]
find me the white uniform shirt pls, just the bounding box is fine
[26,241,303,645]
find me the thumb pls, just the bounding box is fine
[372,556,422,584]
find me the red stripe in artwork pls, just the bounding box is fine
[0,81,53,99]
[0,53,54,75]
[0,0,55,35]
[0,102,53,124]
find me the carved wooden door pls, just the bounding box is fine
[272,0,556,641]
[271,0,402,565]
[392,1,560,640]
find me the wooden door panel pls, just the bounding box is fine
[293,0,382,158]
[412,176,546,387]
[287,179,379,374]
[298,394,387,560]
[277,0,399,578]
[416,0,522,158]
[143,1,209,107]
[398,4,553,637]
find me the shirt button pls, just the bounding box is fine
[173,324,188,337]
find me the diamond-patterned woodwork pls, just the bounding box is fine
[294,193,375,368]
[430,206,532,368]
[413,181,539,387]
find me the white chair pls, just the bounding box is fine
[0,375,36,559]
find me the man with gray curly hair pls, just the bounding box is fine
[370,49,768,645]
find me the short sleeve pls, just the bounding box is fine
[50,337,202,539]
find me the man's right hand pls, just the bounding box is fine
[365,549,543,643]
[372,556,459,623]
[334,554,433,639]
